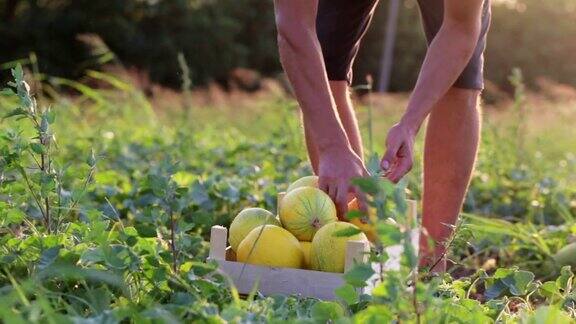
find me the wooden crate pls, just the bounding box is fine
[208,200,419,300]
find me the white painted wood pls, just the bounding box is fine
[383,228,420,271]
[344,240,370,272]
[209,226,227,260]
[215,259,347,300]
[362,228,420,296]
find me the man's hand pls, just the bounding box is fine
[318,147,368,219]
[381,122,416,183]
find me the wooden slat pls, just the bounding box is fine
[216,260,346,300]
[209,226,227,260]
[344,240,370,272]
[383,228,420,271]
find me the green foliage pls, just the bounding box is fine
[1,68,575,322]
[2,0,576,90]
[0,0,278,88]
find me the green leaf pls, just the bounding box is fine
[38,246,61,270]
[486,268,536,299]
[5,209,25,224]
[335,284,359,305]
[401,232,418,269]
[46,109,56,124]
[0,88,15,96]
[354,305,394,323]
[493,267,515,279]
[86,149,96,167]
[392,180,408,214]
[135,224,157,238]
[366,153,382,177]
[351,177,381,195]
[40,173,56,195]
[37,265,129,296]
[80,248,105,264]
[462,215,522,239]
[523,306,573,324]
[190,181,211,206]
[3,107,27,119]
[148,174,167,196]
[334,226,362,237]
[345,210,363,221]
[30,143,45,154]
[310,301,345,322]
[485,280,508,300]
[189,261,216,276]
[376,222,402,246]
[556,266,574,291]
[12,64,24,83]
[539,281,558,298]
[502,270,534,296]
[40,114,49,132]
[343,263,374,288]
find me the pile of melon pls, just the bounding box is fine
[228,176,374,273]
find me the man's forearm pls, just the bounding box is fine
[275,2,350,153]
[401,24,481,133]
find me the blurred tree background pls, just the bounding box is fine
[0,0,575,92]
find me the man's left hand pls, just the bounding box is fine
[380,122,416,183]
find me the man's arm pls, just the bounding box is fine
[274,0,367,216]
[381,0,484,182]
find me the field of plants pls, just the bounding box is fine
[0,66,575,323]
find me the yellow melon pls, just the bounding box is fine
[286,175,319,193]
[237,225,303,269]
[347,198,378,242]
[300,241,312,269]
[229,208,281,252]
[279,187,337,241]
[310,222,368,273]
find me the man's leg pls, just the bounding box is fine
[420,87,481,272]
[304,81,364,174]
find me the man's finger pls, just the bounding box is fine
[335,181,349,220]
[381,142,399,173]
[352,187,369,214]
[328,182,338,202]
[318,176,329,194]
[387,153,413,183]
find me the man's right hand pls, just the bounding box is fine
[317,146,368,219]
[274,0,368,217]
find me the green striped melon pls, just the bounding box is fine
[279,187,337,241]
[310,222,368,273]
[286,176,318,193]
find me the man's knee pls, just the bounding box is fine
[443,87,481,111]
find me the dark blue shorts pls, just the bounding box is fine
[316,0,491,90]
